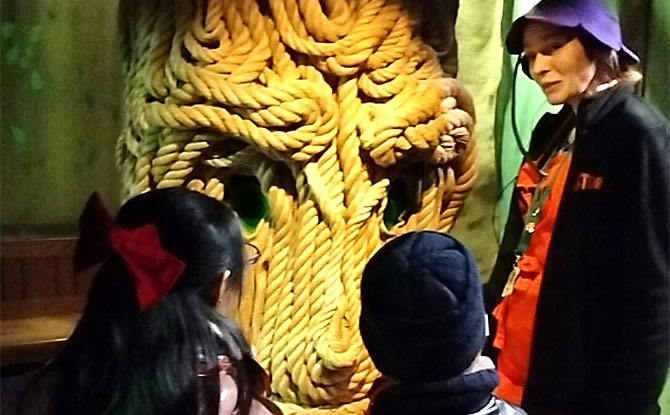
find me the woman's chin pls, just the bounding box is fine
[545,93,566,105]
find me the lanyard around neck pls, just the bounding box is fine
[515,142,573,257]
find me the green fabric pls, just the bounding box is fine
[643,0,669,118]
[662,370,670,415]
[606,0,670,118]
[450,0,505,278]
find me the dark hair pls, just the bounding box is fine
[51,188,257,414]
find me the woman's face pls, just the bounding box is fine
[522,22,597,107]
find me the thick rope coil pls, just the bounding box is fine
[118,0,476,412]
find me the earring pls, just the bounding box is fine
[222,269,231,281]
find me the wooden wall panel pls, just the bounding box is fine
[23,257,56,299]
[1,238,79,301]
[55,255,76,296]
[1,259,24,301]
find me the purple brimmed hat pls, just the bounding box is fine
[506,0,639,64]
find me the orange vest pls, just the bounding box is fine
[492,151,572,405]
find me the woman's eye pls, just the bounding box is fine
[547,44,562,53]
[544,37,572,54]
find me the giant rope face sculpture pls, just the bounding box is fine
[117,0,476,412]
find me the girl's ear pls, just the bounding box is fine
[216,269,240,316]
[218,269,232,300]
[209,270,231,307]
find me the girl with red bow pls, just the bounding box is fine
[19,188,280,415]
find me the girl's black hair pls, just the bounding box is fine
[51,188,257,415]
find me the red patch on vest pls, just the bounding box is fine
[574,172,603,191]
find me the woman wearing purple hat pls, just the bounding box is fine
[487,0,670,414]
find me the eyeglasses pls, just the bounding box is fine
[244,242,260,265]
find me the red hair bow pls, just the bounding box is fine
[75,192,186,310]
[108,224,185,310]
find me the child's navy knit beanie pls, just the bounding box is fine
[360,231,486,382]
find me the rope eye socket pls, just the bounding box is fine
[384,179,411,229]
[224,175,269,232]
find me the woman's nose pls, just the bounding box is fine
[530,53,551,77]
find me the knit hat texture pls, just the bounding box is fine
[360,231,486,382]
